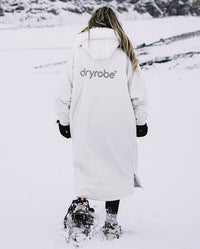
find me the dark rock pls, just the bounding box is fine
[134,3,147,14]
[82,6,94,14]
[15,6,24,11]
[145,1,163,17]
[168,0,180,15]
[0,7,4,16]
[59,0,70,2]
[167,0,193,16]
[47,8,59,15]
[65,7,83,14]
[171,8,177,15]
[4,9,15,13]
[117,6,128,13]
[10,3,18,7]
[155,0,168,13]
[179,4,191,15]
[26,7,44,14]
[191,0,200,15]
[148,60,154,65]
[155,56,172,63]
[137,43,146,49]
[130,0,140,3]
[116,0,126,3]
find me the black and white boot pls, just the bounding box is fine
[102,213,122,240]
[63,197,95,243]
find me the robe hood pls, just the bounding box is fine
[75,27,120,60]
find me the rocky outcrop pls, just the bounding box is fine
[135,29,200,67]
[134,0,200,17]
[0,0,199,26]
[136,30,200,48]
[140,51,200,67]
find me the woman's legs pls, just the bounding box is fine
[105,200,120,214]
[105,200,120,224]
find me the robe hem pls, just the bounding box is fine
[75,180,135,201]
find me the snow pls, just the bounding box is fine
[0,15,200,249]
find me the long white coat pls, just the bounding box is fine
[55,27,148,201]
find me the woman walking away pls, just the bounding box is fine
[55,5,148,240]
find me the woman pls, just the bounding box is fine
[55,6,148,239]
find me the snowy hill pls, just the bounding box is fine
[0,0,199,27]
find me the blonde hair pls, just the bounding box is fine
[80,6,139,74]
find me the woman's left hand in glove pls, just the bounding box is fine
[136,123,148,137]
[57,120,71,139]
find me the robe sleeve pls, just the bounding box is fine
[126,57,148,125]
[54,52,74,126]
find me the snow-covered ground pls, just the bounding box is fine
[0,16,200,249]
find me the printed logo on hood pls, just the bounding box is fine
[80,68,117,79]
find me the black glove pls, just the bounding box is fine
[136,123,148,137]
[57,120,71,139]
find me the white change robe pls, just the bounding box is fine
[55,27,148,201]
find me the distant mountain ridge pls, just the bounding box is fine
[0,0,199,27]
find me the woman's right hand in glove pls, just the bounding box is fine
[136,123,148,137]
[57,120,71,139]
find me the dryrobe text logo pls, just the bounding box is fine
[80,68,117,79]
